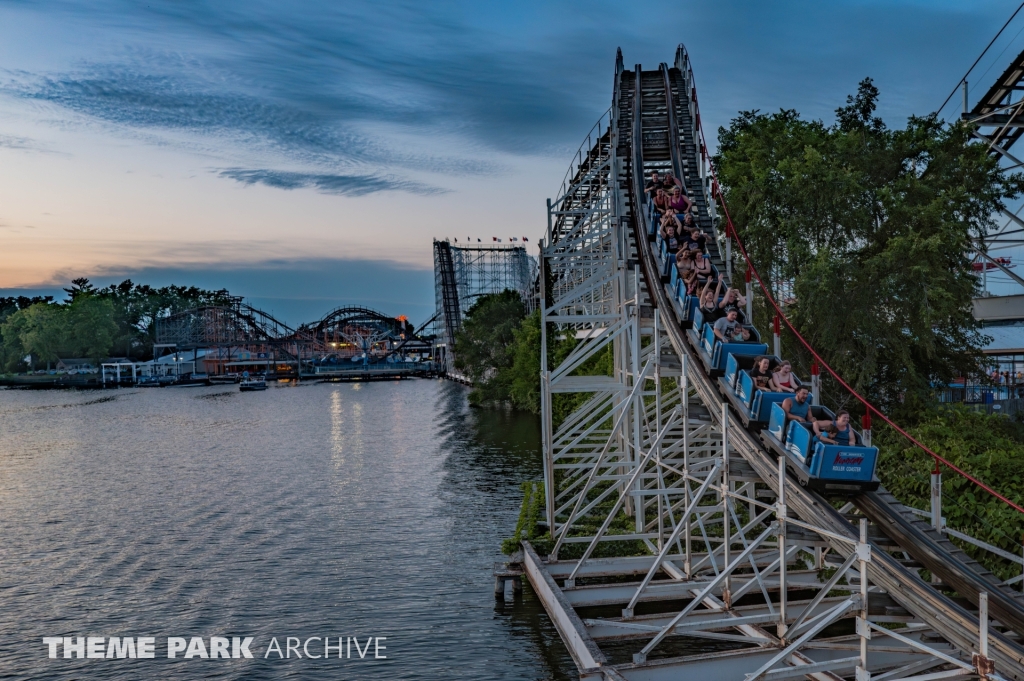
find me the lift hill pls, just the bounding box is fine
[511,45,1024,681]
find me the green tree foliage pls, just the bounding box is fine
[875,407,1024,581]
[63,277,97,302]
[0,295,54,370]
[453,292,611,418]
[508,311,542,412]
[453,290,528,405]
[4,303,65,367]
[0,278,233,371]
[2,294,119,366]
[715,78,1024,416]
[66,295,118,360]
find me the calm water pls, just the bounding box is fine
[0,380,576,680]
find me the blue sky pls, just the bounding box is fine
[1,0,1022,324]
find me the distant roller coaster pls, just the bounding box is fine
[432,239,536,374]
[154,299,424,375]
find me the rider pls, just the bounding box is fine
[781,386,812,423]
[815,410,855,446]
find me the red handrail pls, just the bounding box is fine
[685,65,1024,516]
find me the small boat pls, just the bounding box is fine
[239,378,267,392]
[209,373,240,385]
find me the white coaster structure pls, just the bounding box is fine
[523,46,1024,681]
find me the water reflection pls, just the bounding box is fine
[0,380,575,680]
[433,381,575,680]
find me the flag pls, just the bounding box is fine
[511,237,518,242]
[477,238,481,242]
[454,238,458,242]
[523,237,529,242]
[492,237,497,241]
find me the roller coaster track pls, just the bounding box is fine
[526,46,1024,680]
[156,303,424,366]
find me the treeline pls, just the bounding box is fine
[0,278,232,371]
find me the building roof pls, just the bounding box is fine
[981,325,1024,355]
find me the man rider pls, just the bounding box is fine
[713,308,740,343]
[781,386,812,422]
[644,170,664,200]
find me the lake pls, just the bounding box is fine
[0,379,576,680]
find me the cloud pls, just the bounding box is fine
[0,2,615,169]
[215,168,446,196]
[0,133,66,155]
[0,134,36,150]
[5,57,508,179]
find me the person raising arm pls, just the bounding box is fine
[698,278,724,320]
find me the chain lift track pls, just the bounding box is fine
[527,46,1024,681]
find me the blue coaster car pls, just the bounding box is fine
[718,353,787,428]
[673,283,698,328]
[679,289,698,323]
[808,442,878,489]
[750,390,794,427]
[761,402,879,493]
[709,327,767,376]
[701,321,716,356]
[687,307,707,350]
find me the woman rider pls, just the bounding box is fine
[749,356,773,390]
[653,188,671,214]
[692,250,713,283]
[698,279,723,320]
[676,248,696,291]
[815,410,855,446]
[772,360,799,393]
[668,187,692,216]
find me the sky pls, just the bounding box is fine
[2,0,1024,325]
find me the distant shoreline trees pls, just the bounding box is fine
[0,278,232,372]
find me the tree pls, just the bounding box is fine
[453,290,527,405]
[0,279,236,370]
[4,303,67,367]
[94,281,234,359]
[714,78,1024,416]
[63,277,96,302]
[66,295,118,360]
[0,296,54,371]
[507,311,542,412]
